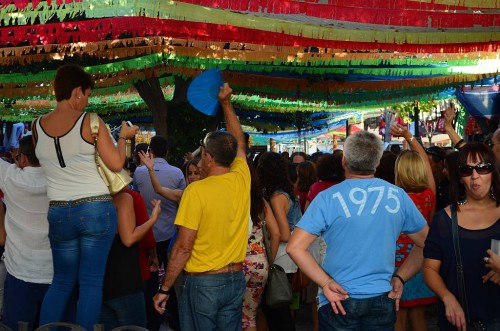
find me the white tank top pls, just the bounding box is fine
[35,113,109,201]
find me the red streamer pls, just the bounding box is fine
[175,0,500,28]
[0,16,498,53]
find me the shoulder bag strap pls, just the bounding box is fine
[89,113,99,137]
[260,216,275,266]
[451,205,470,321]
[88,113,101,168]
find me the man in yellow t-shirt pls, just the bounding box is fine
[154,83,250,331]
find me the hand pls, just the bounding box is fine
[322,279,349,315]
[119,121,139,139]
[153,292,169,314]
[443,105,455,128]
[150,199,161,221]
[442,294,467,331]
[485,249,500,273]
[389,123,411,141]
[138,151,153,170]
[217,83,232,105]
[482,270,500,285]
[184,152,193,161]
[389,276,404,311]
[148,255,159,272]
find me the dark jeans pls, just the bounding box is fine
[318,293,396,331]
[179,271,246,331]
[3,273,50,330]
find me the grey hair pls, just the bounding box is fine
[344,131,383,175]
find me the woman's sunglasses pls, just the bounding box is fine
[458,162,493,177]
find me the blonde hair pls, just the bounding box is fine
[395,150,429,193]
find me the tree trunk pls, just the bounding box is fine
[134,77,169,137]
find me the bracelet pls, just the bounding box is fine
[392,274,405,285]
[455,139,465,149]
[157,284,171,295]
[406,136,414,143]
[118,136,127,142]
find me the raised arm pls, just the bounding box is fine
[95,117,138,172]
[113,192,162,247]
[390,123,436,194]
[139,151,183,203]
[218,83,246,159]
[443,104,465,148]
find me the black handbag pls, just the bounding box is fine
[261,217,293,309]
[450,206,500,331]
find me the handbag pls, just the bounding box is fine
[451,206,500,331]
[261,217,293,309]
[89,113,132,195]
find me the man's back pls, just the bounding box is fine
[174,156,250,273]
[297,177,426,305]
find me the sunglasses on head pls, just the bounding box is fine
[458,162,493,177]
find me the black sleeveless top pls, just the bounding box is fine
[424,209,500,326]
[102,235,143,300]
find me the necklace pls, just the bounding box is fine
[457,199,467,205]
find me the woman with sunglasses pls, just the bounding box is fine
[423,142,500,330]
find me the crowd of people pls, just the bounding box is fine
[0,63,498,331]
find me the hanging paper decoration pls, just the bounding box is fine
[0,0,498,131]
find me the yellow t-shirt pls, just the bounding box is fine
[175,156,250,273]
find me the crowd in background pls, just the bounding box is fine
[0,64,498,331]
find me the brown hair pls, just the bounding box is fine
[54,64,94,102]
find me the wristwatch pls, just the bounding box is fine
[157,284,171,295]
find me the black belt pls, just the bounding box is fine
[49,194,112,207]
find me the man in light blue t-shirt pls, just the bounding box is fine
[287,131,429,330]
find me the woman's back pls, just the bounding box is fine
[35,113,108,200]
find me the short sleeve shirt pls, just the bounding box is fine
[175,157,250,273]
[297,178,426,306]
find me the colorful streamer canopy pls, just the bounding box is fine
[0,0,498,131]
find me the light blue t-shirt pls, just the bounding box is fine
[296,178,426,306]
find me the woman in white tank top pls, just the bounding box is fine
[33,64,138,331]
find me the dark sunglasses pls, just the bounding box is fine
[458,162,493,177]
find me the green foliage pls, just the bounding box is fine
[391,99,438,123]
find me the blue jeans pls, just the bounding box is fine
[179,271,246,331]
[3,272,50,330]
[40,200,117,331]
[318,293,396,331]
[99,292,147,330]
